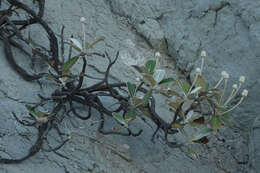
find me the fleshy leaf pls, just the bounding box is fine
[145,60,156,73]
[127,82,136,97]
[153,69,166,83]
[62,56,79,74]
[210,115,222,130]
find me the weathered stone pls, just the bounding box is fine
[0,0,258,172]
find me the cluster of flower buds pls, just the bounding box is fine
[197,50,248,115]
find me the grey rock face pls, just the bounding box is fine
[109,0,260,172]
[0,0,258,172]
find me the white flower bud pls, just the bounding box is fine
[232,84,238,90]
[241,89,248,97]
[80,17,86,22]
[136,77,141,82]
[195,68,201,74]
[155,52,161,58]
[239,76,245,83]
[221,71,229,79]
[201,50,206,57]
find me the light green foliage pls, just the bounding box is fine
[114,51,248,146]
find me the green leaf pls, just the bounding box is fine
[180,80,191,94]
[145,60,156,73]
[192,127,213,141]
[158,78,175,85]
[112,112,128,127]
[142,90,152,105]
[25,105,38,119]
[195,75,207,92]
[62,56,79,74]
[87,37,105,49]
[127,82,136,97]
[125,109,136,121]
[171,123,184,129]
[131,97,143,107]
[211,115,222,130]
[139,107,152,119]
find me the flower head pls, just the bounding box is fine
[195,68,201,74]
[155,52,161,58]
[239,76,245,83]
[221,71,229,79]
[80,17,86,22]
[242,89,248,97]
[201,50,206,57]
[232,84,238,90]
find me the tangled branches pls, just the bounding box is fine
[0,0,183,164]
[0,0,248,164]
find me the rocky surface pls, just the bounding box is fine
[0,0,259,172]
